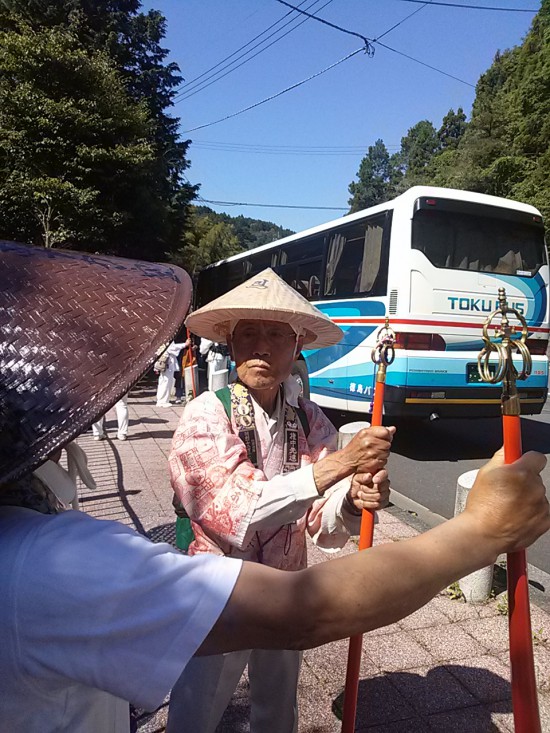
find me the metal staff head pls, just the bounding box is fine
[477,287,532,416]
[371,317,395,382]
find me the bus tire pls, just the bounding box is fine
[291,359,310,399]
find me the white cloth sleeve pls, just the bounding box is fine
[13,510,242,711]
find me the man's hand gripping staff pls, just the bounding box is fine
[478,286,541,733]
[341,318,396,733]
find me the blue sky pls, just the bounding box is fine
[144,1,539,233]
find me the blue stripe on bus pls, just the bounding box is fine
[482,272,547,326]
[303,300,385,371]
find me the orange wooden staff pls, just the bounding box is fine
[341,318,395,733]
[478,287,540,733]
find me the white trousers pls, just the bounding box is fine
[156,367,175,406]
[166,648,301,733]
[92,396,128,438]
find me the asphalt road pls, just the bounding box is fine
[323,402,550,579]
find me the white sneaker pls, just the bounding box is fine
[93,434,106,441]
[117,434,127,441]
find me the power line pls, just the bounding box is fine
[276,0,374,52]
[173,0,334,103]
[191,140,401,154]
[182,45,367,132]
[197,197,347,211]
[396,0,537,11]
[375,0,434,41]
[175,0,311,93]
[271,1,474,86]
[375,39,475,87]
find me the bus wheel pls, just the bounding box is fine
[291,360,310,399]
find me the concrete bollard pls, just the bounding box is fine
[455,469,494,603]
[210,368,229,392]
[184,365,199,401]
[338,421,371,450]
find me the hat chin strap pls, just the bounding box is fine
[292,334,301,360]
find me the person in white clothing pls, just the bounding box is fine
[1,242,549,733]
[199,337,230,391]
[92,395,129,441]
[156,340,189,407]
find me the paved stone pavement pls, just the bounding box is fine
[74,385,550,732]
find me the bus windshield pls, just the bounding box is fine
[412,206,546,276]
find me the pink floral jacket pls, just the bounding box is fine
[169,390,359,570]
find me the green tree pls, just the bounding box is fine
[170,211,244,276]
[348,139,396,213]
[0,1,196,258]
[392,120,439,191]
[193,206,293,250]
[438,107,467,150]
[0,21,157,250]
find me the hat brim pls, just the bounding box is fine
[186,305,343,349]
[0,241,192,486]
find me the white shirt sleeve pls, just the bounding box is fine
[199,338,213,356]
[12,509,242,711]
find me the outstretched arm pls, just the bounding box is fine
[198,449,549,655]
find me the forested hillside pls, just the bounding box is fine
[348,0,550,233]
[168,206,294,276]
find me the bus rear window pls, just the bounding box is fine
[412,208,546,275]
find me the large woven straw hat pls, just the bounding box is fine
[186,267,343,349]
[0,241,192,486]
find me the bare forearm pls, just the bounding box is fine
[198,513,498,655]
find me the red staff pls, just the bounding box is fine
[478,287,540,733]
[341,317,395,733]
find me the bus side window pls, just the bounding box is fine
[325,215,387,298]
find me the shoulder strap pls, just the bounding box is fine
[215,386,232,419]
[215,385,310,438]
[296,399,310,439]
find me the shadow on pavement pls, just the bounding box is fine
[332,665,511,731]
[130,430,176,441]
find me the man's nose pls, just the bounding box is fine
[252,331,271,355]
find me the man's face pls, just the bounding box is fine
[228,319,303,393]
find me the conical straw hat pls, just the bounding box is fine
[186,268,343,349]
[0,241,192,486]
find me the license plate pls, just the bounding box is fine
[467,362,497,383]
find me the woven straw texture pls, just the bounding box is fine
[0,241,192,485]
[186,267,343,348]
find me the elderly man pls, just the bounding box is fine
[2,245,549,733]
[167,268,396,733]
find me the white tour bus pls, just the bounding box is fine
[195,186,549,419]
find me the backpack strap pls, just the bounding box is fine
[216,385,310,438]
[215,386,232,418]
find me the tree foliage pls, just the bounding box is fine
[347,0,550,231]
[169,208,243,276]
[0,1,195,258]
[348,139,395,212]
[194,207,294,250]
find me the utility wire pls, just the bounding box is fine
[192,140,400,154]
[276,0,374,53]
[397,0,537,11]
[182,45,367,132]
[197,196,347,211]
[174,0,334,103]
[374,0,434,41]
[175,0,311,93]
[375,39,475,87]
[273,0,473,86]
